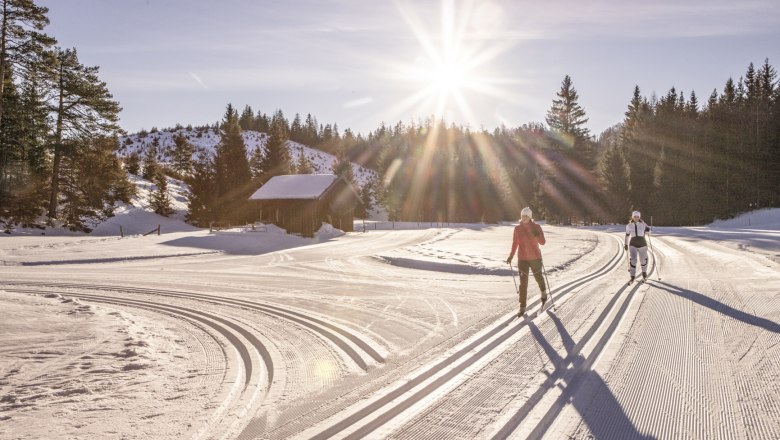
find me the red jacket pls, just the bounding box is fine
[509,221,546,261]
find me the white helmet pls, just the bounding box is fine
[632,210,641,218]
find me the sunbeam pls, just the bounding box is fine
[386,0,520,126]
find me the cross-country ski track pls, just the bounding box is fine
[1,224,778,439]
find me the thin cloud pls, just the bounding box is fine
[189,72,208,89]
[343,97,374,108]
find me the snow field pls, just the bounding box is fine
[1,211,779,439]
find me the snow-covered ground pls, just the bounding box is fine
[1,209,778,439]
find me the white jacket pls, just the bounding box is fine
[625,220,650,248]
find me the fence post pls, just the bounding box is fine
[119,225,123,238]
[157,224,161,236]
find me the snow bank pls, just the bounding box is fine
[709,208,780,229]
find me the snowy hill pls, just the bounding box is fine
[118,126,377,189]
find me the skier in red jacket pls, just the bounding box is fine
[506,207,547,316]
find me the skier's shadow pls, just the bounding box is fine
[492,311,654,440]
[651,280,780,333]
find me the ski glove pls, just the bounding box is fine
[506,257,512,264]
[624,244,628,251]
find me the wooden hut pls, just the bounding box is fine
[248,174,361,237]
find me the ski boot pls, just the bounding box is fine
[518,305,526,317]
[628,276,635,286]
[541,291,548,309]
[642,272,647,282]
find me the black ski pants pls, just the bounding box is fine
[517,258,546,308]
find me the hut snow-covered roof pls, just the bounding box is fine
[249,174,340,200]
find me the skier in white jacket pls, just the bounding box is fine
[625,210,651,283]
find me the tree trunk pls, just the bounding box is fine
[47,65,64,219]
[0,0,9,125]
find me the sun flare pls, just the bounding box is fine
[387,0,517,125]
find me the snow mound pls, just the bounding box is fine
[709,208,780,229]
[314,223,346,241]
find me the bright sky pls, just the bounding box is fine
[39,0,780,137]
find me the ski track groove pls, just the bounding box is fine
[2,287,249,439]
[568,235,780,440]
[292,231,625,439]
[3,280,384,370]
[3,279,391,438]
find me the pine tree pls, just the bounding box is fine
[304,113,318,145]
[249,146,264,178]
[238,104,254,131]
[171,133,193,176]
[598,141,631,222]
[294,147,313,174]
[46,47,121,220]
[124,152,140,175]
[58,136,134,231]
[255,110,270,133]
[332,145,354,182]
[213,104,252,221]
[546,75,591,141]
[186,150,216,226]
[260,112,291,180]
[0,2,54,224]
[0,77,31,222]
[290,113,303,143]
[149,171,173,216]
[0,0,55,124]
[543,75,598,221]
[214,104,251,194]
[142,141,159,180]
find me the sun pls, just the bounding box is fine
[424,59,469,95]
[387,0,517,125]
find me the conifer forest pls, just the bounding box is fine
[2,1,779,231]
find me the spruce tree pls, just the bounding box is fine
[142,140,160,180]
[238,104,254,130]
[149,171,173,216]
[294,147,313,174]
[260,112,291,180]
[304,113,318,145]
[125,151,140,175]
[546,75,591,142]
[186,150,216,226]
[214,104,251,195]
[332,145,354,182]
[543,75,598,221]
[598,142,631,222]
[171,133,193,176]
[290,113,303,143]
[213,104,252,221]
[249,146,264,178]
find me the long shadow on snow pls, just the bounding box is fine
[492,290,654,439]
[652,280,780,334]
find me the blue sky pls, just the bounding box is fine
[39,0,780,137]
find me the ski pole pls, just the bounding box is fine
[540,257,556,311]
[508,260,518,294]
